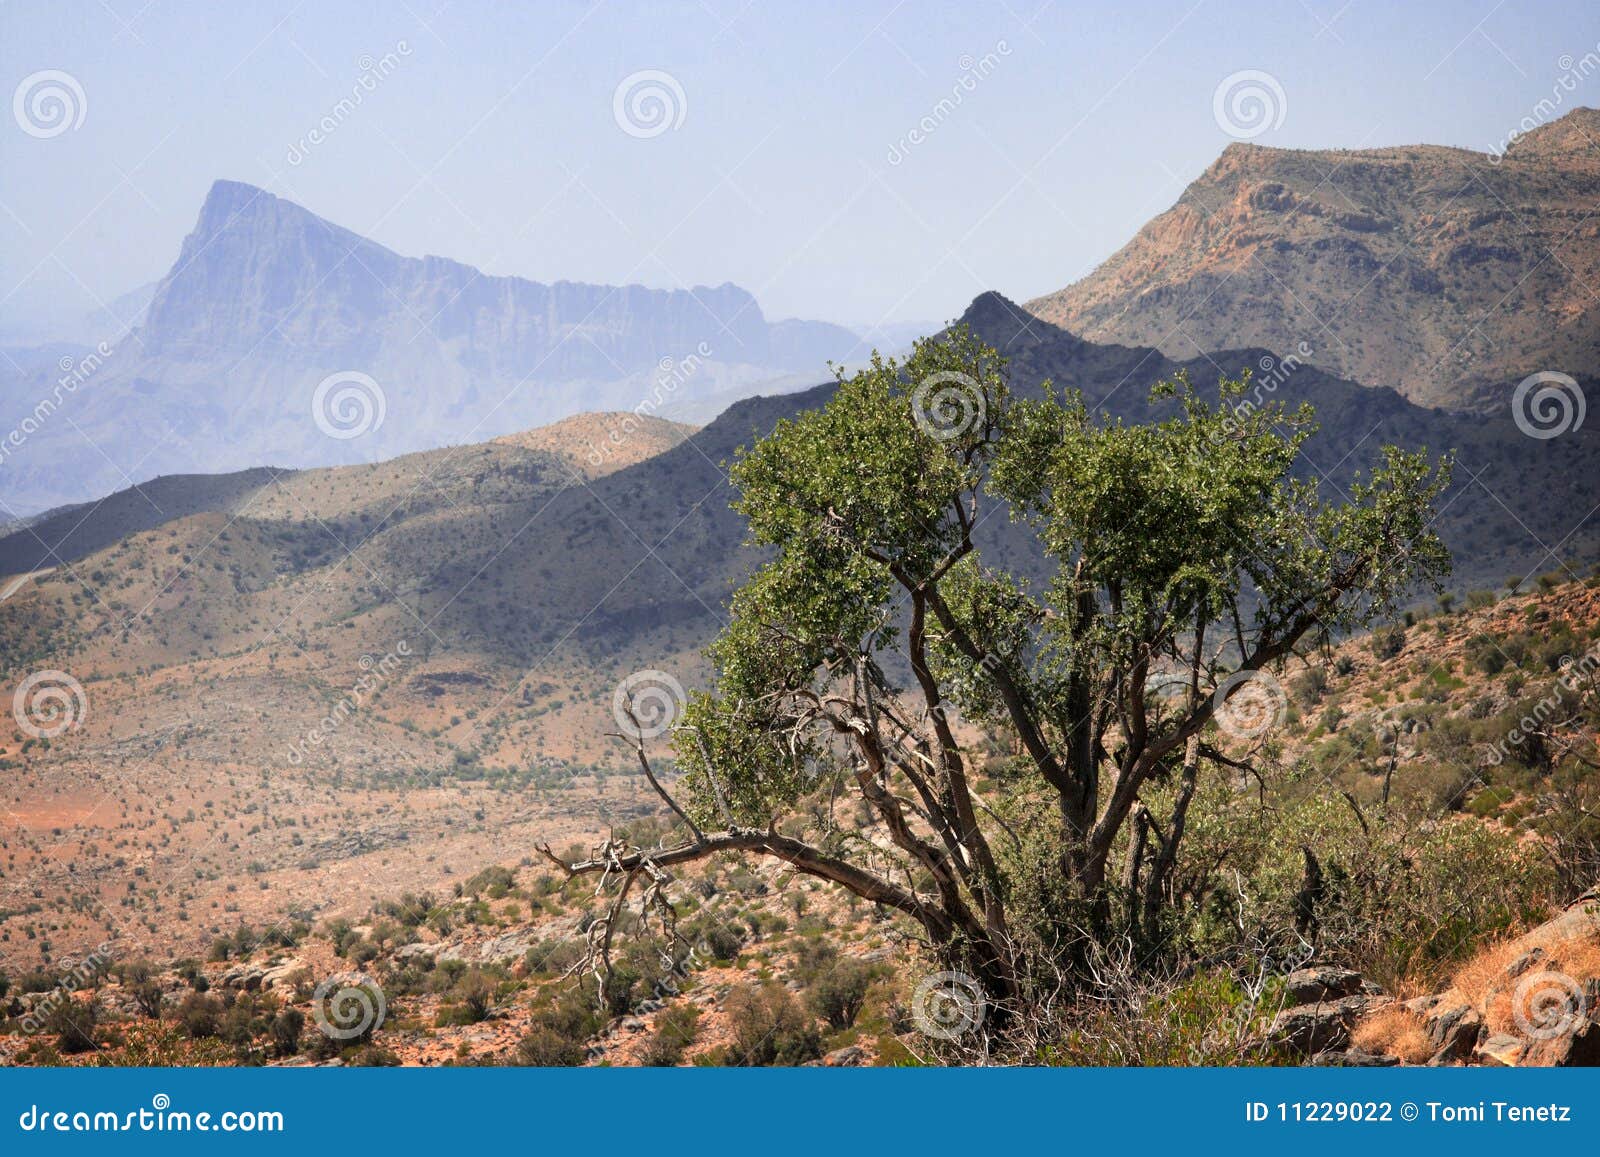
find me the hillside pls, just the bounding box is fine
[2,296,1597,984]
[3,576,1595,1067]
[1026,108,1600,412]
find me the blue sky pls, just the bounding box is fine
[3,0,1597,331]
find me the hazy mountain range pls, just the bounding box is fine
[0,180,870,515]
[1027,107,1600,411]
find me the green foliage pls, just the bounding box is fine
[806,959,879,1030]
[639,1005,700,1066]
[720,984,822,1067]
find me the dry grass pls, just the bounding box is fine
[1350,1005,1431,1063]
[1450,931,1600,1036]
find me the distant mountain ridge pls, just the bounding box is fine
[0,180,864,515]
[1025,108,1600,412]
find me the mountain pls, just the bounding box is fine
[5,294,1598,977]
[0,180,862,515]
[1025,108,1600,412]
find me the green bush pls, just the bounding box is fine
[721,984,821,1066]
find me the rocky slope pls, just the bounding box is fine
[1026,108,1600,412]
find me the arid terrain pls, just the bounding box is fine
[1027,108,1600,411]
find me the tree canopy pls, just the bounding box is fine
[558,325,1452,1015]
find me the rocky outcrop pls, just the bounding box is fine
[1027,108,1600,411]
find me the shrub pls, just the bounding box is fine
[45,997,99,1054]
[175,992,223,1039]
[1370,625,1406,661]
[806,960,877,1029]
[639,1005,700,1066]
[270,1008,304,1057]
[722,984,822,1066]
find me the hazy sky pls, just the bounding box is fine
[3,0,1598,331]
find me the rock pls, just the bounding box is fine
[1505,947,1547,979]
[219,964,266,992]
[477,932,538,963]
[1272,995,1390,1055]
[1477,1033,1524,1066]
[1312,1049,1400,1067]
[1424,1002,1482,1063]
[620,1017,647,1033]
[260,961,306,992]
[1518,1018,1600,1067]
[1285,967,1368,1004]
[824,1046,865,1067]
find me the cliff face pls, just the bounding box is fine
[0,181,860,512]
[141,180,782,376]
[1025,108,1600,412]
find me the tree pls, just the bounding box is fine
[545,326,1450,1017]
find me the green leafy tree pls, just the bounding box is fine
[551,326,1449,1011]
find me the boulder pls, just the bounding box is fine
[1272,994,1391,1055]
[219,964,266,992]
[1285,967,1368,1004]
[1424,1002,1482,1063]
[1311,1049,1400,1067]
[824,1045,866,1067]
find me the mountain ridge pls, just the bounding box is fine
[1025,107,1600,411]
